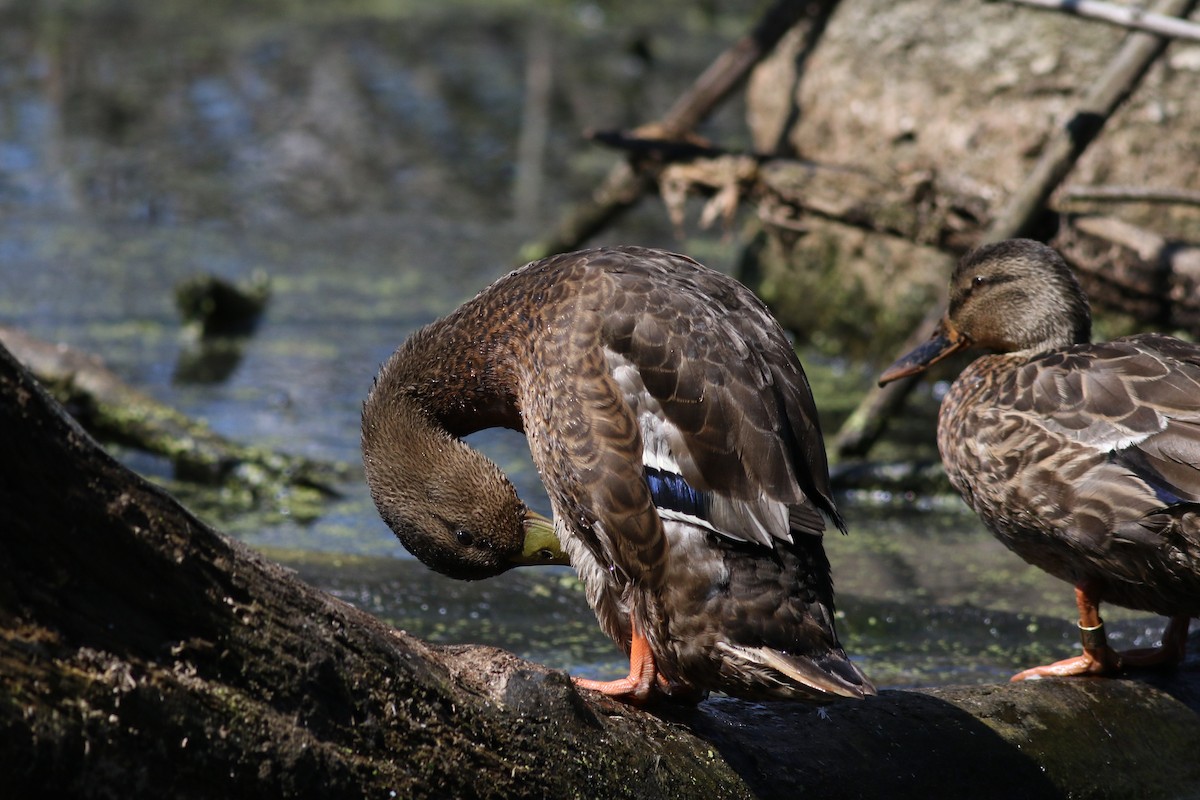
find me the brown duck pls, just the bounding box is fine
[362,246,874,703]
[881,238,1200,680]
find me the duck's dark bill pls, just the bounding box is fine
[878,323,967,385]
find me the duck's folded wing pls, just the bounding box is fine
[1011,337,1200,505]
[597,250,843,547]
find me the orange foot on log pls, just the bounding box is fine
[573,618,657,704]
[1012,584,1191,681]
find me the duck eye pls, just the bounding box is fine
[455,529,475,547]
[972,275,987,287]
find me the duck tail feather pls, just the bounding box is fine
[718,642,876,699]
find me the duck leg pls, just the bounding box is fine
[1012,582,1123,681]
[1119,615,1191,668]
[572,618,657,703]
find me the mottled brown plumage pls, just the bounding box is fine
[881,239,1200,679]
[363,246,873,702]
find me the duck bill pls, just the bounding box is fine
[510,510,570,567]
[878,319,970,386]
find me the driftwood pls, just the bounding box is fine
[0,324,345,499]
[517,0,839,264]
[5,341,1200,798]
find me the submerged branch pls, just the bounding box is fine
[0,325,347,501]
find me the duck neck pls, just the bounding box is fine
[373,309,524,437]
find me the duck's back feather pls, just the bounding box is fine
[594,249,842,540]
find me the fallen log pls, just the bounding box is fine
[3,341,1200,798]
[0,324,346,501]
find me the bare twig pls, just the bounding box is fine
[1063,184,1200,206]
[1000,0,1200,42]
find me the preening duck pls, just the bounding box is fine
[363,246,874,703]
[881,238,1200,680]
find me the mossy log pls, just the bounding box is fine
[0,324,345,497]
[2,340,1200,799]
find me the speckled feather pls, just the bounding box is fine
[363,246,870,701]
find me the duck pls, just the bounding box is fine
[362,245,874,703]
[880,238,1200,680]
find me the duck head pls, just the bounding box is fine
[362,391,567,581]
[880,239,1092,384]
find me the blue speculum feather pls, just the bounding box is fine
[1109,449,1186,507]
[644,466,711,521]
[1150,484,1186,507]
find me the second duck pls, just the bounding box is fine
[881,239,1200,680]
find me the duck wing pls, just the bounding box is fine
[1009,336,1200,508]
[516,247,841,594]
[595,248,843,547]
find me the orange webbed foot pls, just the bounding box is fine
[1012,582,1123,681]
[1012,592,1192,681]
[572,621,658,705]
[1010,645,1122,681]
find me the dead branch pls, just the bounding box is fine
[1001,0,1200,42]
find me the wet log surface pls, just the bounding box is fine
[2,340,1199,800]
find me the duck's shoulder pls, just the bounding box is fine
[948,335,1200,455]
[496,246,791,379]
[1008,336,1200,418]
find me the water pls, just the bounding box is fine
[0,1,1167,690]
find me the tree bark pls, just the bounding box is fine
[3,341,1200,799]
